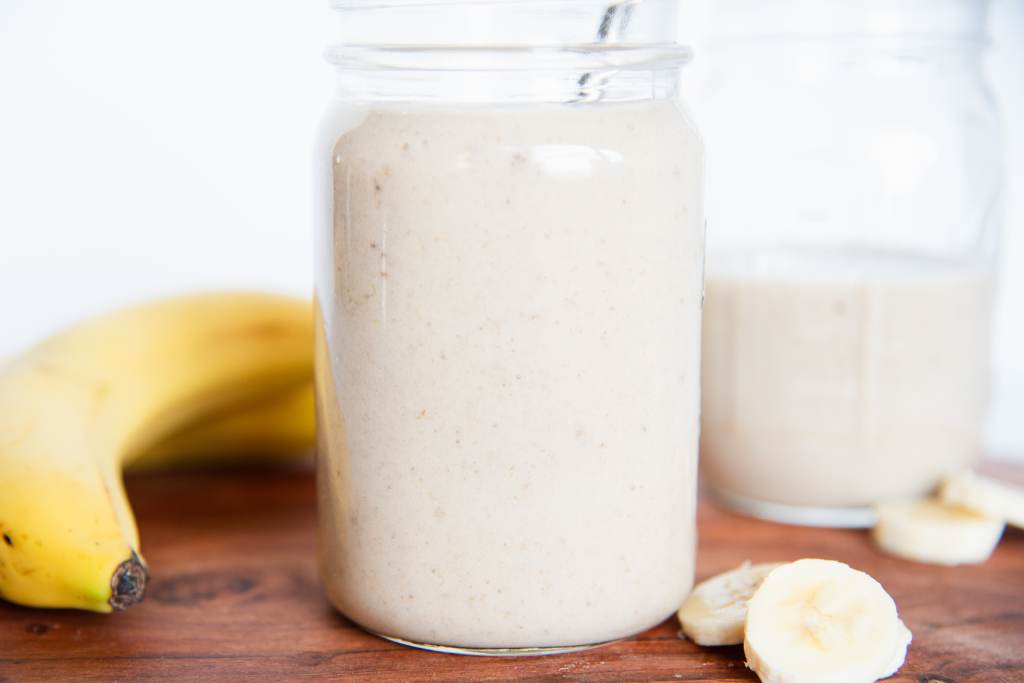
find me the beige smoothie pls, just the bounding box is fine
[701,247,993,511]
[316,102,705,649]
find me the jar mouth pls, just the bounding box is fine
[327,0,686,63]
[325,44,692,72]
[329,0,662,9]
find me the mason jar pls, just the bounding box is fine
[696,0,1003,526]
[314,0,705,654]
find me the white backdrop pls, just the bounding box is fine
[0,1,1021,456]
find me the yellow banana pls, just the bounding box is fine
[0,293,311,612]
[130,381,314,471]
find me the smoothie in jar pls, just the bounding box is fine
[316,102,705,650]
[701,248,993,516]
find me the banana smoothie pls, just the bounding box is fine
[316,102,705,649]
[701,248,993,511]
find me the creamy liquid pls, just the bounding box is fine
[316,102,705,649]
[701,248,993,508]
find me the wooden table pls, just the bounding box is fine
[1,463,1022,682]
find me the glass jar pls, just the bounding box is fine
[695,0,1003,526]
[314,0,705,654]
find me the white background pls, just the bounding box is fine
[0,1,1021,457]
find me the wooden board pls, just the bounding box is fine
[1,463,1022,682]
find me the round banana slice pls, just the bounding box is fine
[744,559,911,683]
[939,470,1024,530]
[677,561,785,646]
[873,498,1005,566]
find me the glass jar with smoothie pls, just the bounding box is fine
[695,0,1003,526]
[314,0,705,653]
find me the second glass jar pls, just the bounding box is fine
[695,0,1003,526]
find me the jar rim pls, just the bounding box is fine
[330,0,636,8]
[324,44,693,72]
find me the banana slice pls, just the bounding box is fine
[939,470,1024,530]
[677,561,785,646]
[744,559,911,683]
[873,498,1005,566]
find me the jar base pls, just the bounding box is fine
[707,487,878,528]
[371,631,621,657]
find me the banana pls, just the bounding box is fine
[0,293,311,612]
[939,470,1024,530]
[130,381,314,471]
[677,562,784,646]
[872,498,1005,566]
[744,559,911,683]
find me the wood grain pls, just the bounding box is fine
[1,463,1022,682]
